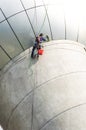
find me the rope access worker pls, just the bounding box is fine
[39,33,50,43]
[31,33,49,58]
[31,36,40,58]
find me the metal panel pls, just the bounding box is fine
[35,0,43,6]
[0,10,5,22]
[0,21,23,58]
[43,0,64,5]
[64,6,79,41]
[0,47,10,69]
[78,25,86,45]
[0,0,23,17]
[9,12,35,49]
[78,16,86,45]
[47,5,65,40]
[27,6,51,38]
[21,0,35,9]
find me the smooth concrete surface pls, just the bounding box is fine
[0,40,86,130]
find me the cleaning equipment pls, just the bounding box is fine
[38,49,44,55]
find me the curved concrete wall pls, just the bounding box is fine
[0,40,86,130]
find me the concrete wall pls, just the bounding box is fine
[0,40,86,130]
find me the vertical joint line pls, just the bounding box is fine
[77,25,79,42]
[0,8,25,51]
[43,4,53,40]
[0,45,12,60]
[20,0,36,37]
[33,0,37,27]
[31,94,34,130]
[64,15,66,40]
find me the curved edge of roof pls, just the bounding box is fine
[0,40,86,77]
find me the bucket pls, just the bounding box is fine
[38,49,44,55]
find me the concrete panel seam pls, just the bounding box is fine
[6,56,35,130]
[6,90,33,130]
[39,102,86,130]
[6,70,86,129]
[0,51,30,77]
[36,71,86,90]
